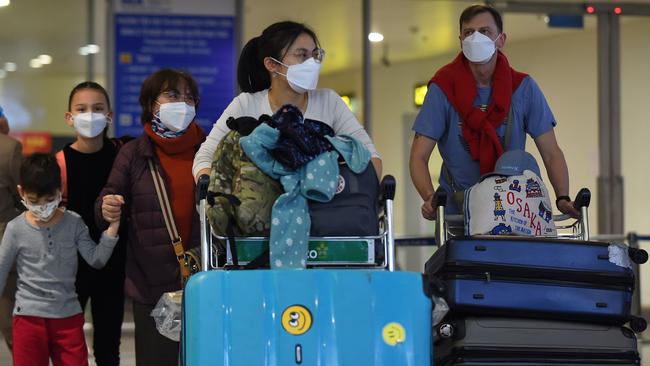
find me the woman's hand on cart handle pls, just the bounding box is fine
[196,174,210,202]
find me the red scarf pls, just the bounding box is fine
[144,122,205,249]
[430,51,527,174]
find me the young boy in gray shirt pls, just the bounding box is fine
[0,153,122,366]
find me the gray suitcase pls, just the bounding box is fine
[436,317,639,365]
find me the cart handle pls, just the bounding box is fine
[196,174,210,202]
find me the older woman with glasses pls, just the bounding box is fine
[192,20,382,181]
[95,68,204,365]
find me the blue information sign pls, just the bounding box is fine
[114,14,235,137]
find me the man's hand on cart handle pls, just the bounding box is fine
[556,189,590,219]
[422,192,436,220]
[557,198,580,219]
[422,187,448,221]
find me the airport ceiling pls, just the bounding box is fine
[0,0,648,79]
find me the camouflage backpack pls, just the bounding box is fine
[207,129,282,238]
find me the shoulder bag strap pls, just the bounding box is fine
[147,159,191,283]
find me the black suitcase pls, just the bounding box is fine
[436,317,640,365]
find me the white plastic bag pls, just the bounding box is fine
[432,295,449,326]
[150,290,183,341]
[608,242,633,269]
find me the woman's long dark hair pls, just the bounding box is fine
[237,21,320,93]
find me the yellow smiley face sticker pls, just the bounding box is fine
[382,322,406,346]
[281,305,313,335]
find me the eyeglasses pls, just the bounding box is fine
[291,48,326,63]
[158,90,198,105]
[313,48,325,62]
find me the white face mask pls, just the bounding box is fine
[271,57,321,93]
[155,102,195,132]
[72,112,108,138]
[462,32,501,64]
[22,194,61,222]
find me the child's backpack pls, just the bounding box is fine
[464,169,557,237]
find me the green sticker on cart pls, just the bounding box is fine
[234,239,373,264]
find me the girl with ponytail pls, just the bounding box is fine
[193,21,381,180]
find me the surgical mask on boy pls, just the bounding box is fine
[155,102,195,132]
[271,57,321,94]
[462,32,502,64]
[72,112,108,138]
[22,194,61,222]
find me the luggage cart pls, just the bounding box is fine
[198,175,397,270]
[427,186,648,334]
[182,174,433,366]
[433,187,593,247]
[428,187,648,365]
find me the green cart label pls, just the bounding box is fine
[234,239,374,264]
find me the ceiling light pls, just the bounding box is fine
[4,62,16,72]
[368,32,384,43]
[0,70,6,79]
[38,54,52,64]
[0,0,9,7]
[86,44,100,54]
[80,44,101,56]
[29,59,42,68]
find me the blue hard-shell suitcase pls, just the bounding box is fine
[182,269,432,366]
[425,236,637,277]
[425,237,645,330]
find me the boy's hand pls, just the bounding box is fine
[106,219,120,238]
[102,194,124,223]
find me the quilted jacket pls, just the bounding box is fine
[95,134,200,305]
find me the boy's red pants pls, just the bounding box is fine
[12,313,88,366]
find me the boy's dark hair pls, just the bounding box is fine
[20,153,61,196]
[139,68,200,125]
[459,5,503,34]
[68,81,111,111]
[237,21,320,93]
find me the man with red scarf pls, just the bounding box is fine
[410,4,579,219]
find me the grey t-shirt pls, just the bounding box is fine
[0,210,118,318]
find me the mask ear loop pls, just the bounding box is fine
[269,57,289,78]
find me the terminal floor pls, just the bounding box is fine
[1,327,650,365]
